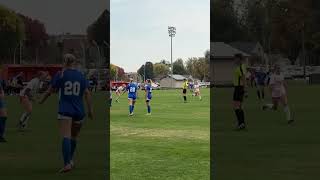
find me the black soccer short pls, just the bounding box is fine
[183,89,187,94]
[233,86,245,102]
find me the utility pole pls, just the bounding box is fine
[19,41,22,64]
[302,22,306,78]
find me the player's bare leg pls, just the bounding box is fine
[281,95,294,124]
[128,99,135,116]
[70,121,82,168]
[18,97,32,130]
[197,91,202,101]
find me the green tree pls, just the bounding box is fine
[153,63,170,78]
[138,62,154,80]
[87,9,109,65]
[212,0,247,42]
[19,14,48,63]
[172,58,186,75]
[185,50,210,81]
[110,64,118,81]
[0,5,25,60]
[185,57,197,77]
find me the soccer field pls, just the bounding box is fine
[111,89,210,180]
[0,93,107,180]
[213,83,320,180]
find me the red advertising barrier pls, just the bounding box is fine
[1,64,63,81]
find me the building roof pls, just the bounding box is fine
[211,42,250,59]
[229,41,261,55]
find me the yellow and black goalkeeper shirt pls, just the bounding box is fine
[233,64,247,86]
[182,81,188,89]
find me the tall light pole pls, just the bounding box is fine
[144,62,146,82]
[302,22,306,78]
[13,41,21,64]
[168,26,176,88]
[92,40,101,90]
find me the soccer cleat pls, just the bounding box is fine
[18,123,27,132]
[129,113,134,116]
[0,137,7,143]
[288,119,294,124]
[235,123,246,131]
[70,160,75,168]
[262,105,267,111]
[145,113,151,116]
[59,164,73,173]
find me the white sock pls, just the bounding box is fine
[264,103,273,110]
[20,112,31,127]
[284,105,292,121]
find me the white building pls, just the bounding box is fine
[211,42,250,86]
[160,74,187,88]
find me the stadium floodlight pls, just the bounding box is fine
[13,40,23,64]
[92,40,102,89]
[168,26,176,88]
[168,26,176,37]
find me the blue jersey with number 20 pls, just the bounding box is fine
[127,83,137,99]
[51,69,88,120]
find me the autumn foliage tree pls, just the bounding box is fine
[18,14,49,63]
[0,5,25,61]
[87,9,109,65]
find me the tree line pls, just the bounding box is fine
[0,5,48,63]
[110,64,125,81]
[137,50,210,82]
[212,0,320,65]
[0,5,109,66]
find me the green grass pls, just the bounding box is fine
[111,89,210,180]
[213,84,320,180]
[0,93,107,179]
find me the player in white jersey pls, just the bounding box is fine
[18,71,48,130]
[262,66,294,124]
[115,85,124,102]
[193,81,202,101]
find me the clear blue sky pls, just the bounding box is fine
[111,0,210,72]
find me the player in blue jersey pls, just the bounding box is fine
[39,54,93,173]
[109,88,112,108]
[126,78,138,116]
[255,67,267,101]
[145,79,153,115]
[0,77,8,142]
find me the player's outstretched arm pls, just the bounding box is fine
[84,89,94,120]
[39,87,53,104]
[283,80,288,91]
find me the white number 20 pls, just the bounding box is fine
[130,87,136,93]
[64,81,80,96]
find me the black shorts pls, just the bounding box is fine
[233,86,245,102]
[183,89,187,94]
